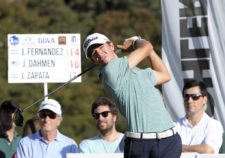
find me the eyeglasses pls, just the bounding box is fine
[93,111,112,120]
[39,111,57,119]
[183,93,203,101]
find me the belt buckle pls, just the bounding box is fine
[156,132,164,139]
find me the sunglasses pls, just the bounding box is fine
[93,111,112,120]
[39,111,57,119]
[183,93,203,101]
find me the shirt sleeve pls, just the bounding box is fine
[69,140,78,153]
[17,138,29,158]
[79,140,91,153]
[204,119,224,153]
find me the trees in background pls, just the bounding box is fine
[0,0,161,142]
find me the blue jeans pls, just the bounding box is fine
[124,133,182,158]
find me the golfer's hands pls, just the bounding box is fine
[117,36,141,52]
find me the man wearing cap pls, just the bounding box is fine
[82,33,182,158]
[17,99,78,158]
[0,100,22,158]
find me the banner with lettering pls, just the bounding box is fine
[161,0,225,129]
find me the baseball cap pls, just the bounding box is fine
[0,100,20,111]
[39,99,62,116]
[83,33,110,59]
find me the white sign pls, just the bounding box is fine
[67,153,123,158]
[66,153,225,158]
[8,34,81,83]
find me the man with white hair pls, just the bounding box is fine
[17,99,78,158]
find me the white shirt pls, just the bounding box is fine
[176,112,223,153]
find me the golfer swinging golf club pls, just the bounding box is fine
[83,33,182,158]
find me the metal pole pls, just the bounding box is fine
[22,64,96,112]
[44,83,48,101]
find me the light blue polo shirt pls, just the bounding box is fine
[100,57,174,133]
[17,130,77,158]
[79,133,124,153]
